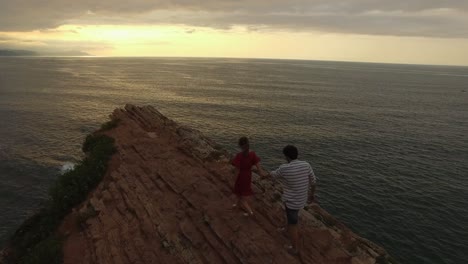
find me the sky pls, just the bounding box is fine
[0,0,468,65]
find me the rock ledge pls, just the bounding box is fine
[6,104,396,264]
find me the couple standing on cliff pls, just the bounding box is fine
[231,136,317,256]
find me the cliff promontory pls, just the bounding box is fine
[1,105,394,264]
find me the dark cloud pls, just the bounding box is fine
[0,0,467,38]
[0,36,41,45]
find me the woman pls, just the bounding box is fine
[231,136,263,216]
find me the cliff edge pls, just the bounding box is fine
[2,105,394,264]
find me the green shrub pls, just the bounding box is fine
[77,204,98,227]
[51,135,115,216]
[8,208,60,261]
[20,236,62,264]
[100,118,120,131]
[6,134,115,264]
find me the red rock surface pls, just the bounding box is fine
[58,105,392,264]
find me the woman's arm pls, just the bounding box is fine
[232,165,239,177]
[254,163,268,177]
[231,153,240,177]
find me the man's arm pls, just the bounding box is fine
[259,169,269,178]
[262,166,282,179]
[308,183,316,203]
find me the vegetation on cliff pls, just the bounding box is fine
[3,133,115,264]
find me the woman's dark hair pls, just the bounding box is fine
[238,136,249,147]
[283,145,298,160]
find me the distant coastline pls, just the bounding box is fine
[0,49,38,56]
[0,49,89,57]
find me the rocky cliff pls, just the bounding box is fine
[2,105,394,264]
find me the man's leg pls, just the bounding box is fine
[285,207,300,253]
[288,224,299,250]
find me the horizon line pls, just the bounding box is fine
[1,55,468,67]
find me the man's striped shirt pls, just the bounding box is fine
[270,160,316,210]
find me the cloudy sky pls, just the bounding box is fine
[1,0,468,65]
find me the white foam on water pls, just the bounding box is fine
[60,162,75,174]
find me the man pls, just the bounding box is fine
[262,145,316,255]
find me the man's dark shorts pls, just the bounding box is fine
[285,207,299,225]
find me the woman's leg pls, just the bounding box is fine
[232,195,240,208]
[240,196,253,215]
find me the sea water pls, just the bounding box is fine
[0,57,467,263]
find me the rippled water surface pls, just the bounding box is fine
[0,57,467,263]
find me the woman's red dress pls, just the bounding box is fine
[232,151,260,196]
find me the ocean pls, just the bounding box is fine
[0,57,467,263]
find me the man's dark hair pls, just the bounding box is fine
[283,145,298,160]
[238,136,249,147]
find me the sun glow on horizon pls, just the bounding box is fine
[1,24,468,66]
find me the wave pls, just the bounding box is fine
[60,162,75,174]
